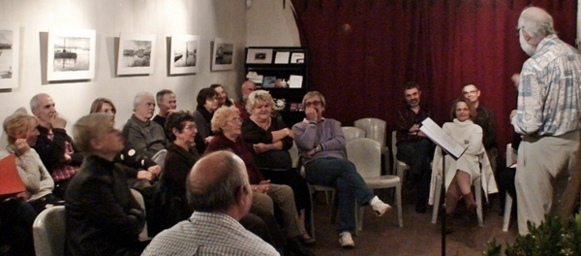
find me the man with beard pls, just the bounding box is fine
[512,6,581,235]
[394,82,434,213]
[234,80,257,119]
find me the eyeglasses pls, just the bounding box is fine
[304,101,323,107]
[227,117,243,124]
[184,124,197,130]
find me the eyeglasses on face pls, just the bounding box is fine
[304,101,323,107]
[227,117,243,124]
[184,124,197,130]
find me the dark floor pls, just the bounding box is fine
[306,189,517,256]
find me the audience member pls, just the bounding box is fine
[122,92,167,166]
[292,91,391,249]
[394,82,434,213]
[142,151,279,256]
[234,80,257,119]
[152,89,177,128]
[66,113,147,255]
[211,84,234,108]
[429,98,497,233]
[462,84,498,171]
[512,7,581,235]
[1,111,63,214]
[193,88,218,153]
[206,106,313,256]
[242,90,314,243]
[30,93,82,198]
[0,198,36,256]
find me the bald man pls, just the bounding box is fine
[142,151,279,255]
[512,7,581,235]
[234,80,256,119]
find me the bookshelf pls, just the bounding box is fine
[245,47,308,126]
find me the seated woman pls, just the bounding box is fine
[66,113,147,255]
[211,84,234,108]
[148,110,200,236]
[429,98,497,233]
[1,111,63,214]
[241,90,313,243]
[193,88,219,153]
[206,106,313,256]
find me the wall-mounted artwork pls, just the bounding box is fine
[211,38,234,71]
[0,24,19,88]
[47,28,96,81]
[170,34,199,75]
[117,33,156,75]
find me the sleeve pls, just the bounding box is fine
[123,124,154,159]
[292,121,317,151]
[465,125,484,155]
[318,120,346,151]
[16,150,44,193]
[34,130,67,171]
[275,115,293,151]
[242,119,272,144]
[512,63,545,135]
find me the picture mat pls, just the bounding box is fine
[0,23,19,88]
[117,33,157,75]
[170,34,200,74]
[211,38,234,71]
[246,48,272,64]
[274,51,290,64]
[47,28,96,81]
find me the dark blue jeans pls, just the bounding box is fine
[305,157,374,233]
[396,139,434,201]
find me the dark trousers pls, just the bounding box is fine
[0,199,37,256]
[396,139,434,201]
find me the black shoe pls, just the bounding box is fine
[415,199,427,213]
[285,238,315,256]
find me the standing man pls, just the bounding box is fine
[512,7,581,235]
[142,151,279,256]
[152,89,177,128]
[462,84,498,171]
[234,80,256,119]
[30,93,82,198]
[394,82,434,213]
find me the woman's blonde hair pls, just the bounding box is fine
[73,113,114,154]
[3,111,39,144]
[211,106,240,133]
[245,90,274,114]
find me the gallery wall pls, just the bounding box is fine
[0,0,250,133]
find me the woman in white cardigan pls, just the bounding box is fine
[429,98,497,233]
[1,111,62,214]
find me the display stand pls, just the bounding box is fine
[420,118,466,256]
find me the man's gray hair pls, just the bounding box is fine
[519,6,556,39]
[133,92,154,108]
[30,93,51,112]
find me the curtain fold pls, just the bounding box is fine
[291,0,577,154]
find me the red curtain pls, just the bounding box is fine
[291,0,577,154]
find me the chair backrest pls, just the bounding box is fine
[33,205,65,256]
[354,118,386,148]
[0,130,8,150]
[391,130,398,170]
[289,141,300,168]
[506,143,516,167]
[346,138,381,179]
[341,126,366,142]
[130,188,151,241]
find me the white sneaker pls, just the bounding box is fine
[339,231,355,248]
[370,196,391,217]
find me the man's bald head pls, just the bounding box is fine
[186,151,250,213]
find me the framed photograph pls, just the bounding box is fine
[262,76,276,88]
[274,51,290,64]
[211,38,234,71]
[0,23,19,88]
[246,48,272,64]
[170,34,200,75]
[290,52,305,64]
[47,28,96,81]
[117,33,156,75]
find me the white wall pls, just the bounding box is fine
[246,0,300,47]
[0,0,247,131]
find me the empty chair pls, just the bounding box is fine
[354,118,389,174]
[33,205,65,256]
[341,126,365,142]
[346,138,403,229]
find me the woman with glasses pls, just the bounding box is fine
[206,106,314,256]
[241,90,313,244]
[193,88,219,153]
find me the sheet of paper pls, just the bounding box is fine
[246,71,263,84]
[274,51,290,64]
[288,75,303,88]
[420,118,466,159]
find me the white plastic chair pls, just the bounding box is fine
[341,126,365,142]
[291,141,336,206]
[391,130,411,180]
[346,138,403,230]
[430,149,484,227]
[288,142,316,239]
[130,188,151,241]
[354,118,390,174]
[33,205,65,256]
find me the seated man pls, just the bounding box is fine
[152,89,177,128]
[66,113,147,255]
[233,80,256,119]
[30,93,82,198]
[292,91,391,249]
[142,150,279,256]
[122,92,168,167]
